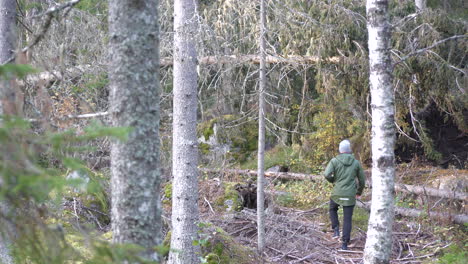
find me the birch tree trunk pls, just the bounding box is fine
[364,1,396,263]
[168,0,200,263]
[108,0,161,261]
[415,0,426,11]
[257,0,267,254]
[0,1,16,263]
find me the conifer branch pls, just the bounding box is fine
[393,35,467,67]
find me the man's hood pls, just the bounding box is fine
[336,154,355,166]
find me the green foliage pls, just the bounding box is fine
[302,108,369,167]
[86,242,159,264]
[198,115,259,164]
[76,0,108,16]
[438,243,468,264]
[12,225,81,264]
[351,207,370,232]
[242,144,315,173]
[275,180,332,209]
[199,142,211,155]
[0,64,38,79]
[0,110,161,263]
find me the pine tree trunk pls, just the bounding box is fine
[257,0,267,254]
[168,0,200,263]
[364,1,396,263]
[0,1,16,263]
[0,0,17,115]
[108,0,162,261]
[0,0,15,65]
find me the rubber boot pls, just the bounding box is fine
[341,242,348,250]
[333,227,340,239]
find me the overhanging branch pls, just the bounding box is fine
[393,35,468,67]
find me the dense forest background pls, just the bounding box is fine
[0,0,467,263]
[17,0,467,173]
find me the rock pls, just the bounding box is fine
[266,165,281,173]
[66,170,90,193]
[224,199,234,212]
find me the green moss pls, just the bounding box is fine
[160,231,171,259]
[164,183,172,199]
[214,182,243,211]
[198,119,217,141]
[200,142,211,155]
[198,115,259,164]
[198,225,257,264]
[101,231,112,241]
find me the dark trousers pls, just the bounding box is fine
[329,199,355,243]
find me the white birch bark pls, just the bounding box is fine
[257,0,267,254]
[415,0,426,11]
[168,0,200,263]
[364,1,396,263]
[108,0,162,261]
[0,1,16,263]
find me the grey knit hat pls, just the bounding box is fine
[339,140,352,153]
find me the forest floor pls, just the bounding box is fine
[163,166,468,264]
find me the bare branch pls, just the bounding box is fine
[393,35,468,67]
[3,0,82,64]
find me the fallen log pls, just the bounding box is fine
[200,168,467,201]
[18,54,340,87]
[199,168,322,181]
[17,64,92,87]
[394,183,467,201]
[162,54,340,66]
[356,201,468,225]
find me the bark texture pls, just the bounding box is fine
[257,0,267,254]
[0,1,16,263]
[108,0,161,260]
[0,0,15,64]
[168,0,200,263]
[0,0,17,116]
[364,0,396,263]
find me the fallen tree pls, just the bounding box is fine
[199,168,322,181]
[200,168,467,201]
[394,183,467,201]
[356,201,468,225]
[18,55,340,87]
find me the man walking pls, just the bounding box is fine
[324,139,366,250]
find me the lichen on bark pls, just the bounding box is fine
[108,0,162,261]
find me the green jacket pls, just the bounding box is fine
[324,153,365,206]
